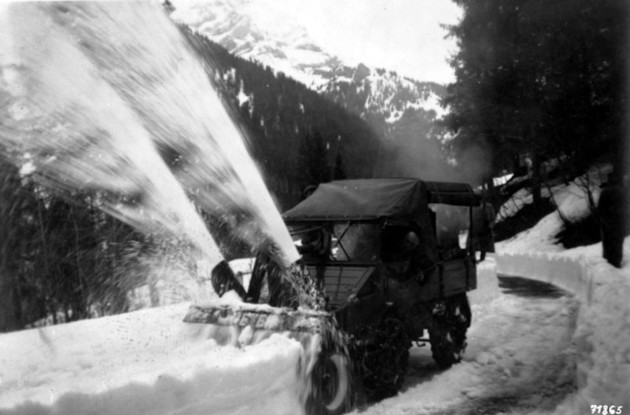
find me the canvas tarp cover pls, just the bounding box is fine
[283,178,478,222]
[283,178,429,222]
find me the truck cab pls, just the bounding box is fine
[280,178,479,338]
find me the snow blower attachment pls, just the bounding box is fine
[183,256,331,346]
[183,258,353,415]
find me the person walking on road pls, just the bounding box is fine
[598,171,627,268]
[470,194,496,262]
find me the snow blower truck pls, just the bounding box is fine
[183,178,483,414]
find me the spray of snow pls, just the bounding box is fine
[0,3,299,284]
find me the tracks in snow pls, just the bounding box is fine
[355,276,579,415]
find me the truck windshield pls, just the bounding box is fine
[331,223,380,262]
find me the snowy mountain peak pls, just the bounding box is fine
[170,0,339,87]
[170,0,448,153]
[320,63,447,123]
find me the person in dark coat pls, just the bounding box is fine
[598,172,627,268]
[470,195,496,262]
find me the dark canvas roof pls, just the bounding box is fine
[283,178,478,222]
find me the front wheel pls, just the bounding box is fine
[429,294,471,368]
[306,341,352,414]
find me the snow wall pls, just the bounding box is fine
[496,250,630,413]
[0,303,307,415]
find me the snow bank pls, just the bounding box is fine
[494,163,630,413]
[495,239,630,413]
[496,252,592,302]
[0,303,306,415]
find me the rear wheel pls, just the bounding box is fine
[429,294,471,368]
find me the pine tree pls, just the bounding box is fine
[443,0,629,198]
[297,130,330,188]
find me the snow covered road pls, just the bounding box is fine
[355,260,579,415]
[2,245,628,415]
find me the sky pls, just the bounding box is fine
[1,0,462,85]
[240,0,463,84]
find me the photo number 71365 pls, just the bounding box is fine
[591,405,623,415]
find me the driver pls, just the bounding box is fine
[402,231,420,255]
[298,228,331,258]
[383,229,430,282]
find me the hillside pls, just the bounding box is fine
[170,0,457,182]
[180,27,383,209]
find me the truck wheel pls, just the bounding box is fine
[429,294,471,368]
[306,343,352,414]
[355,316,410,401]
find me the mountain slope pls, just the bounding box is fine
[170,0,340,88]
[170,0,458,181]
[180,27,382,209]
[171,1,446,116]
[318,64,447,122]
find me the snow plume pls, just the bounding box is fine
[0,3,298,285]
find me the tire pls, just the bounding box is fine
[429,294,471,368]
[306,345,352,415]
[353,316,410,402]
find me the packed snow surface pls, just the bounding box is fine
[355,258,579,414]
[0,303,305,415]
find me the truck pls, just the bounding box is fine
[185,178,483,414]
